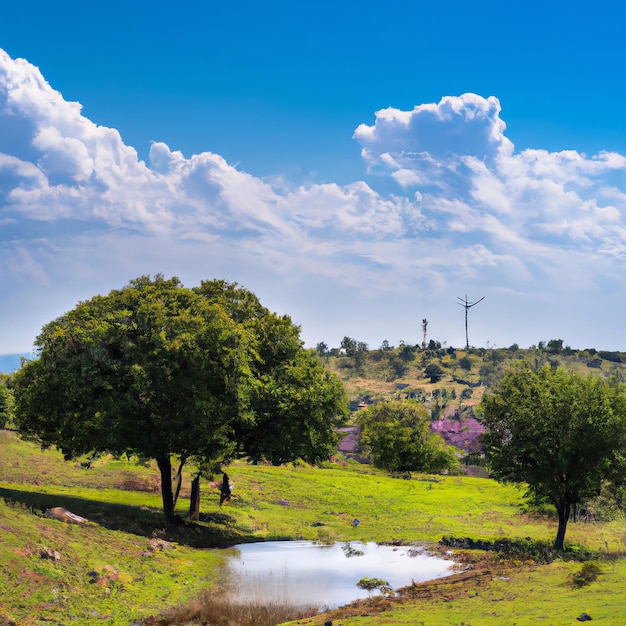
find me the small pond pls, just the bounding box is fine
[224,540,454,611]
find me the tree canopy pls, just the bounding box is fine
[479,363,626,549]
[0,375,14,429]
[356,400,458,473]
[424,363,444,383]
[12,276,349,518]
[195,279,349,466]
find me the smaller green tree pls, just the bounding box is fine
[357,400,458,473]
[424,363,444,383]
[315,342,329,357]
[460,388,473,400]
[479,364,626,549]
[546,338,564,354]
[354,341,369,373]
[339,337,369,372]
[340,336,357,356]
[399,343,417,362]
[458,356,472,371]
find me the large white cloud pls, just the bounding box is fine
[2,48,626,353]
[354,93,626,262]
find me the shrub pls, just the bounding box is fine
[357,401,459,474]
[571,561,601,588]
[357,577,393,596]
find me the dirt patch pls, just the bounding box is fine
[299,552,511,624]
[341,377,398,395]
[114,473,161,493]
[398,565,495,600]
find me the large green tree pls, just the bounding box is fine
[195,280,349,465]
[356,400,458,473]
[12,276,348,519]
[13,276,248,519]
[479,364,626,549]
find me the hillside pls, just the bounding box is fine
[323,343,626,412]
[2,429,626,625]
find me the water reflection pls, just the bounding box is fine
[225,540,453,610]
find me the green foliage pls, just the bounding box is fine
[342,542,364,557]
[0,376,14,428]
[571,561,602,587]
[197,280,349,465]
[356,576,393,595]
[424,363,444,383]
[242,348,349,465]
[546,338,564,354]
[458,356,472,371]
[11,276,348,517]
[340,336,369,373]
[440,535,597,564]
[479,363,626,549]
[340,336,357,356]
[599,350,624,363]
[316,341,329,357]
[398,342,417,362]
[356,400,458,473]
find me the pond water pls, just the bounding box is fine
[225,540,454,611]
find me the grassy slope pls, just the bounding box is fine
[303,349,626,625]
[2,430,626,625]
[0,431,230,626]
[307,557,626,625]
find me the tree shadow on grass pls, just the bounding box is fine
[0,486,250,548]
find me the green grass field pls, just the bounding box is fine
[1,429,626,625]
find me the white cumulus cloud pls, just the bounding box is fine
[2,49,626,354]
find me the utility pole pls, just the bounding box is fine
[457,295,485,350]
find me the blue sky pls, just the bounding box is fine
[1,1,626,369]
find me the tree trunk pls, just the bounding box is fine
[156,454,176,520]
[172,455,188,509]
[554,501,571,550]
[189,475,201,520]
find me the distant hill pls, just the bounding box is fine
[322,344,626,458]
[321,343,626,411]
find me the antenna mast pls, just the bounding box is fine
[457,295,485,350]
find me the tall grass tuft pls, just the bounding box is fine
[570,561,602,588]
[155,588,317,626]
